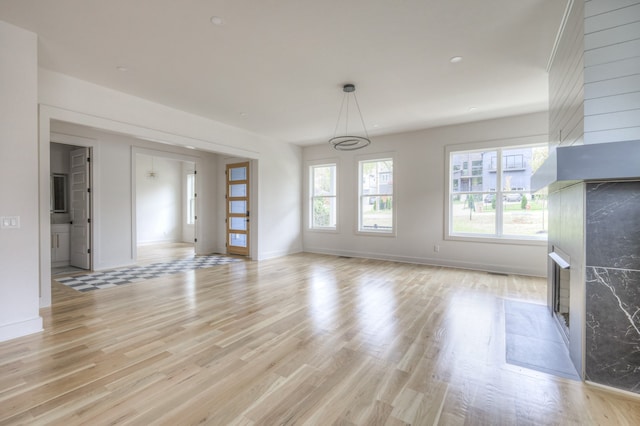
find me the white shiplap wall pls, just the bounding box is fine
[584,0,640,144]
[549,0,585,149]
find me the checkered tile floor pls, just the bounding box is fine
[56,255,242,292]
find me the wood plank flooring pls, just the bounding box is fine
[135,242,196,266]
[2,253,640,425]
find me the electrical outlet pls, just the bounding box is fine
[434,244,440,253]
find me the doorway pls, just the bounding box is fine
[50,142,93,275]
[226,162,250,256]
[134,153,197,262]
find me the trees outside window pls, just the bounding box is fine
[310,164,337,230]
[359,158,394,233]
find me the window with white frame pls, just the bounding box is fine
[187,173,196,225]
[310,163,337,229]
[448,144,548,240]
[359,158,394,233]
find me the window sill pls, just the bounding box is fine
[356,230,397,238]
[307,227,339,234]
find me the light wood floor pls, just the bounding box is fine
[135,242,197,266]
[2,254,640,425]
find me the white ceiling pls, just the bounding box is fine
[0,0,568,145]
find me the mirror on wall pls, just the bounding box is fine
[51,173,68,213]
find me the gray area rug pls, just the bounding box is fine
[504,300,580,380]
[56,255,242,292]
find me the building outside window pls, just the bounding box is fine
[310,163,337,230]
[448,144,548,240]
[359,158,394,233]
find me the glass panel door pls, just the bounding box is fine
[226,162,250,256]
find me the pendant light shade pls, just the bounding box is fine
[329,84,371,151]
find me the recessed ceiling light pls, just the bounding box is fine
[116,66,128,72]
[468,106,478,112]
[450,56,463,63]
[185,145,195,150]
[239,112,248,117]
[210,16,224,25]
[372,124,380,128]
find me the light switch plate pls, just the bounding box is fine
[0,216,20,229]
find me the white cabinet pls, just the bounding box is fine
[51,224,70,266]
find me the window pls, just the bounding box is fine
[505,154,524,170]
[359,158,394,233]
[310,163,337,229]
[187,173,196,225]
[448,144,548,241]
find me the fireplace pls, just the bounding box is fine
[549,248,570,341]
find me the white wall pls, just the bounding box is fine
[50,142,73,173]
[302,112,549,276]
[0,21,43,341]
[136,154,183,244]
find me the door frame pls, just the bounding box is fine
[225,161,251,256]
[221,158,257,260]
[43,133,97,305]
[39,105,261,308]
[131,147,201,262]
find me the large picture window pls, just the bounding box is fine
[359,158,394,233]
[448,144,548,241]
[310,163,337,230]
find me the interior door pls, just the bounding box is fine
[226,162,250,256]
[69,147,91,269]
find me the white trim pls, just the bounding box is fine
[0,317,43,342]
[40,104,260,159]
[447,234,547,246]
[40,126,98,308]
[547,0,575,72]
[131,146,200,261]
[304,247,546,277]
[256,247,303,261]
[307,160,339,232]
[356,152,396,236]
[444,136,549,243]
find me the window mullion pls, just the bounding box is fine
[496,148,503,237]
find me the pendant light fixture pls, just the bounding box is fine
[329,84,371,151]
[147,157,157,179]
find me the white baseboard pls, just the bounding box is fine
[137,238,182,246]
[0,316,43,342]
[303,247,545,277]
[257,247,303,261]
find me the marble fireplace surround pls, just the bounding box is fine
[584,181,640,394]
[533,141,640,395]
